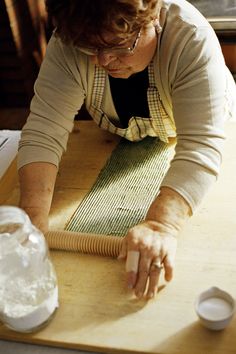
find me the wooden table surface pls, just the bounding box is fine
[1,121,236,354]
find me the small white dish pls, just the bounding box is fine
[195,286,235,330]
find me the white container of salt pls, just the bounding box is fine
[195,286,235,330]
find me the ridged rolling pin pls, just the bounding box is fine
[45,230,123,258]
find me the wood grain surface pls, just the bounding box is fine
[0,121,236,354]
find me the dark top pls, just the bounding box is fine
[108,67,150,128]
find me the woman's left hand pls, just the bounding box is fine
[118,220,178,299]
[118,187,191,299]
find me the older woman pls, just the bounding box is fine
[18,0,236,299]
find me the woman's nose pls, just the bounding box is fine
[91,52,116,66]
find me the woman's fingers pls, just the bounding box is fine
[146,259,163,299]
[127,239,176,298]
[119,222,177,299]
[125,250,140,289]
[127,252,165,299]
[162,236,177,282]
[133,254,151,298]
[163,254,175,282]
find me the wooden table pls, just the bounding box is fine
[1,121,236,354]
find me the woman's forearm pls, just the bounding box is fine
[18,162,58,232]
[146,186,191,234]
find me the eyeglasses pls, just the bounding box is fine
[77,29,141,57]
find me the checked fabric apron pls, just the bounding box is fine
[87,60,176,143]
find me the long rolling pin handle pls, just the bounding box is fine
[45,230,123,258]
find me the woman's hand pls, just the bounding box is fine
[118,220,177,299]
[118,187,191,299]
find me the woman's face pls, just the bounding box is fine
[89,25,157,78]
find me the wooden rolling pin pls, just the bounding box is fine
[45,230,123,258]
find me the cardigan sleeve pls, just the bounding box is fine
[160,19,228,212]
[18,35,86,169]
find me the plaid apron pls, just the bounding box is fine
[87,60,176,143]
